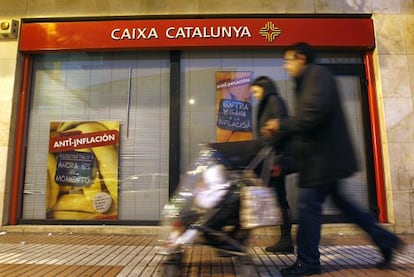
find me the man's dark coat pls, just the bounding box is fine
[279,64,358,187]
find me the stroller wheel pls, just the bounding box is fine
[160,252,183,277]
[234,255,255,277]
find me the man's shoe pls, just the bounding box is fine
[265,239,294,254]
[280,262,321,276]
[376,237,405,269]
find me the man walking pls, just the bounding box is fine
[262,42,403,276]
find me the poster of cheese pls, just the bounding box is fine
[216,71,253,142]
[46,121,120,220]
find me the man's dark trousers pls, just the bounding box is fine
[296,181,399,269]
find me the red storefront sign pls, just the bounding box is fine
[19,18,374,52]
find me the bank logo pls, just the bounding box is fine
[259,22,282,42]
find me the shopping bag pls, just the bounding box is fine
[240,184,283,229]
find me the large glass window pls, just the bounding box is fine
[21,48,373,223]
[22,52,170,221]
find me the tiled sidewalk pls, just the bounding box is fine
[0,231,413,276]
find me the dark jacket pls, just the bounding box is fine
[256,88,297,175]
[256,91,288,144]
[279,64,358,187]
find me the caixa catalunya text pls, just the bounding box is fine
[111,26,252,40]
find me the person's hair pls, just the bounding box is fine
[250,76,279,95]
[287,42,316,64]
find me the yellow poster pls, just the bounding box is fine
[216,71,253,142]
[46,121,120,220]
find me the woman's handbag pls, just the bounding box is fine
[239,175,283,229]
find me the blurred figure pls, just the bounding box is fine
[166,164,231,251]
[250,76,297,253]
[262,42,404,276]
[194,164,230,209]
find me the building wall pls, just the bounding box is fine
[0,0,413,233]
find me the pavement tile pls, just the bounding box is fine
[0,232,413,276]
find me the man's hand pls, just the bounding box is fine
[260,119,280,138]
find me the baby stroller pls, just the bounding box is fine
[159,140,278,277]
